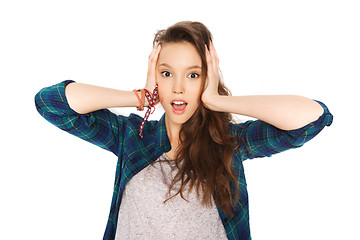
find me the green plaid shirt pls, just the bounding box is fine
[35,80,333,240]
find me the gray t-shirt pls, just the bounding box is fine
[115,153,227,240]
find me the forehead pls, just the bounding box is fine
[158,42,201,68]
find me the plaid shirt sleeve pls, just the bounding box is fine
[34,80,126,156]
[230,100,333,160]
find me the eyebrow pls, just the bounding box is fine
[158,63,201,70]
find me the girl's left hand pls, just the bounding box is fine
[202,41,221,109]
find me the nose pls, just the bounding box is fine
[173,77,184,94]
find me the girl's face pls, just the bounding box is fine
[156,41,203,126]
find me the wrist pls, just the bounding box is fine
[202,94,222,111]
[144,83,155,92]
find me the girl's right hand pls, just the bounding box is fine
[145,41,162,93]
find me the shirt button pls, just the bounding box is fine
[224,218,228,223]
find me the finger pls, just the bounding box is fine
[207,43,216,68]
[148,45,156,60]
[147,43,162,81]
[153,43,162,59]
[209,42,220,82]
[152,43,161,62]
[205,45,213,75]
[206,47,218,89]
[148,43,161,69]
[210,42,219,68]
[205,44,212,64]
[148,42,161,61]
[210,41,219,65]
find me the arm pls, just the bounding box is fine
[202,41,325,130]
[34,44,161,155]
[35,79,156,155]
[203,42,333,161]
[59,43,163,114]
[229,100,333,160]
[65,81,151,114]
[204,95,324,130]
[34,80,130,156]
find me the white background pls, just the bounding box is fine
[1,0,359,239]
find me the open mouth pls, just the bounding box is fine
[171,100,188,113]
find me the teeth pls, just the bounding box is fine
[172,101,186,105]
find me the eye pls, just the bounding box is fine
[188,72,200,79]
[161,71,172,77]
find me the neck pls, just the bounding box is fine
[164,115,182,147]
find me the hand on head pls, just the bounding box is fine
[202,41,221,106]
[146,42,162,91]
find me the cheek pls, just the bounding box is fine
[193,82,203,96]
[157,84,168,100]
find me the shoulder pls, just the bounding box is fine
[122,113,161,137]
[126,113,160,128]
[127,113,145,125]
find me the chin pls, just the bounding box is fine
[164,109,193,125]
[167,113,190,124]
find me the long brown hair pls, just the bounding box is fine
[153,21,240,217]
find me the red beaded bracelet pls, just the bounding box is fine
[132,84,160,138]
[132,89,146,111]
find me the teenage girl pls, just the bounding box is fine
[35,21,333,240]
